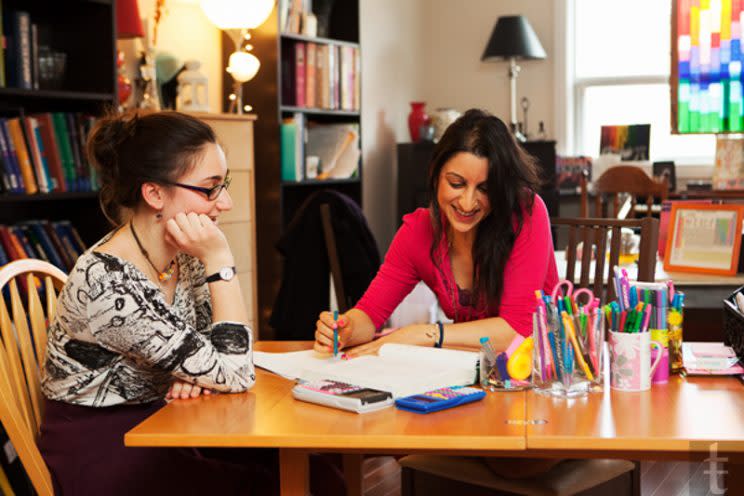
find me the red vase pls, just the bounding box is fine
[408,102,430,143]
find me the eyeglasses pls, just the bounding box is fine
[167,173,232,201]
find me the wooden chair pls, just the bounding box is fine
[580,165,668,219]
[552,216,659,302]
[0,259,67,496]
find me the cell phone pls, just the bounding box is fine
[292,379,394,413]
[395,386,485,414]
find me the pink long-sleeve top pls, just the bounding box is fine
[355,194,559,337]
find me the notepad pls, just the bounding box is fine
[253,344,479,398]
[682,342,744,375]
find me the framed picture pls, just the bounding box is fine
[599,124,650,160]
[664,204,744,276]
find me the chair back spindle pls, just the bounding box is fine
[0,259,67,496]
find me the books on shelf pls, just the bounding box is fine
[0,219,87,271]
[281,115,360,182]
[280,114,304,182]
[282,39,360,112]
[0,112,98,195]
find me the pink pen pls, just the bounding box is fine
[587,309,598,373]
[537,305,553,379]
[667,280,675,304]
[640,304,652,332]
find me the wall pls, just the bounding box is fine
[420,0,555,141]
[359,0,427,251]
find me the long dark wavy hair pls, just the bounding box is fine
[428,109,542,313]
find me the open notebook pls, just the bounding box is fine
[253,344,479,398]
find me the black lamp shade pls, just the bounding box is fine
[481,16,546,61]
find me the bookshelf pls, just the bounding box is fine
[0,0,116,249]
[226,1,362,337]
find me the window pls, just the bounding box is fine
[564,0,715,163]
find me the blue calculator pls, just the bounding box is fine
[395,386,485,414]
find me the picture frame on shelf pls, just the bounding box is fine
[663,203,744,276]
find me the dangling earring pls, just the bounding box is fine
[155,211,163,220]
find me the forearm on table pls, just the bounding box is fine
[345,308,377,347]
[208,278,249,324]
[434,317,520,351]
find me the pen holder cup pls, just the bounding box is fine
[608,330,663,392]
[479,349,531,391]
[724,285,744,362]
[531,310,604,398]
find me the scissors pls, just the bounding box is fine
[550,279,594,308]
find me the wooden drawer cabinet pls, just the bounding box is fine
[191,113,258,338]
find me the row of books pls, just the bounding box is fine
[0,112,99,195]
[1,8,38,90]
[282,41,361,112]
[0,220,87,272]
[281,112,360,182]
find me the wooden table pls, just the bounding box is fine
[126,341,744,494]
[527,374,744,457]
[527,368,744,492]
[125,342,527,495]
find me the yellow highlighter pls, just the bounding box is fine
[506,337,534,381]
[563,314,594,382]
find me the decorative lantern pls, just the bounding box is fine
[177,60,209,112]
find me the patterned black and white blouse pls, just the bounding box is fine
[42,232,255,407]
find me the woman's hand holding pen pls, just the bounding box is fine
[314,311,353,354]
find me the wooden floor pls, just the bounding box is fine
[641,461,718,496]
[363,456,401,496]
[362,458,712,496]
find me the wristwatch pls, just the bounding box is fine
[205,266,236,283]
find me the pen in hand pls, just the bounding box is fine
[333,310,339,358]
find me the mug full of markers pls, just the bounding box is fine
[532,282,605,398]
[609,268,685,381]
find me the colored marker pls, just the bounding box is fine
[333,310,339,357]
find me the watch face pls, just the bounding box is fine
[219,267,235,280]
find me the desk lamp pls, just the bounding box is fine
[200,0,274,113]
[481,15,546,141]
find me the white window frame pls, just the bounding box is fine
[554,0,714,165]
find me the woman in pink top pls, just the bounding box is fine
[313,109,558,356]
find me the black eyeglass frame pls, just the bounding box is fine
[166,172,232,201]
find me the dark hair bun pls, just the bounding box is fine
[86,110,216,225]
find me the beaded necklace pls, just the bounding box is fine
[129,219,176,283]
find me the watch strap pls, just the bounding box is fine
[205,266,236,283]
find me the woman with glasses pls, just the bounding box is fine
[38,110,276,495]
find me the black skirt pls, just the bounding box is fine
[38,398,277,496]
